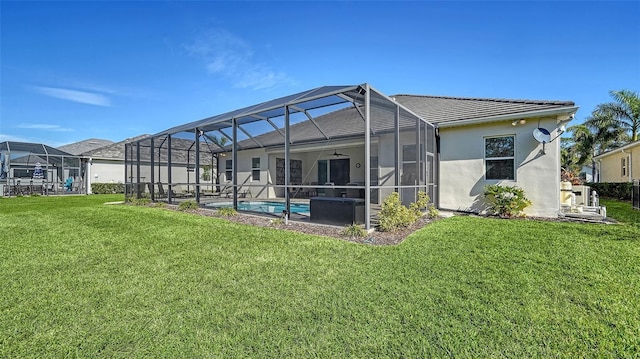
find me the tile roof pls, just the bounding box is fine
[234,94,575,150]
[84,134,214,163]
[81,135,149,159]
[58,138,114,155]
[393,95,575,125]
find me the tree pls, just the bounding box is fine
[564,111,628,182]
[596,89,640,142]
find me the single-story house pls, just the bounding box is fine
[126,84,577,228]
[593,140,640,183]
[72,135,215,194]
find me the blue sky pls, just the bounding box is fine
[1,1,639,147]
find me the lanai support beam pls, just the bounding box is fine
[237,124,264,148]
[232,119,238,209]
[394,104,401,193]
[150,137,155,202]
[136,141,141,199]
[284,106,291,217]
[364,84,372,231]
[289,105,331,140]
[195,129,201,204]
[167,135,173,203]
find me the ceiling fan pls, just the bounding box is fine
[332,150,345,157]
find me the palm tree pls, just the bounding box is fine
[596,89,640,142]
[561,137,584,183]
[564,111,628,181]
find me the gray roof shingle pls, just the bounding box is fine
[58,138,114,155]
[393,95,575,125]
[234,94,576,150]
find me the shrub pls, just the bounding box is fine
[585,182,632,200]
[92,183,125,194]
[483,184,532,217]
[217,207,237,216]
[270,218,285,226]
[427,204,439,218]
[178,200,198,211]
[409,191,430,216]
[341,223,366,238]
[378,192,419,232]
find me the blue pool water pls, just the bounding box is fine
[206,201,310,216]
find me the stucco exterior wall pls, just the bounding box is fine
[597,143,640,183]
[438,116,562,217]
[86,159,211,194]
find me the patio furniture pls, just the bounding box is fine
[346,183,364,198]
[310,196,365,225]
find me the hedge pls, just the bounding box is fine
[92,183,125,194]
[585,182,633,200]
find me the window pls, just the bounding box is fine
[252,157,260,181]
[402,144,424,184]
[622,158,627,177]
[225,160,232,181]
[485,136,515,180]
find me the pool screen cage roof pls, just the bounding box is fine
[126,83,437,230]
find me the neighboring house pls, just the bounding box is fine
[580,165,594,183]
[76,135,215,194]
[129,84,578,222]
[0,141,82,195]
[58,138,115,156]
[593,140,640,183]
[77,135,147,193]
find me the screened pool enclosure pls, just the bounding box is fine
[1,141,83,196]
[125,84,438,229]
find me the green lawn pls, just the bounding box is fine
[601,198,640,226]
[1,195,638,357]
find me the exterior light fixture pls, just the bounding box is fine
[511,119,527,126]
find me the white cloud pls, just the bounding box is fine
[16,124,74,132]
[185,29,295,90]
[32,86,112,106]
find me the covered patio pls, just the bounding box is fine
[125,84,438,230]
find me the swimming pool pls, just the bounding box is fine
[206,201,310,216]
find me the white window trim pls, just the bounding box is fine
[484,135,516,181]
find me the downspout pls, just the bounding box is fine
[621,148,632,182]
[86,158,92,194]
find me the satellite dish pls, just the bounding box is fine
[533,128,551,143]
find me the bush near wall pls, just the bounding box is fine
[92,183,125,194]
[586,182,633,200]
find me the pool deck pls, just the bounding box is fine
[161,196,381,224]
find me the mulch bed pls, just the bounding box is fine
[163,204,439,246]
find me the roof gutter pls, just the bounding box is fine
[593,140,640,160]
[435,106,579,128]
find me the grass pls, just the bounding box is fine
[601,198,640,226]
[1,195,639,357]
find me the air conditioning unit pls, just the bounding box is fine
[572,185,591,206]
